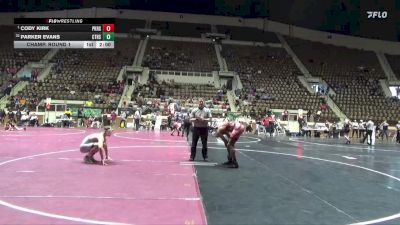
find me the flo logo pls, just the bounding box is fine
[366,11,388,19]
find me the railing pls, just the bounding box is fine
[376,52,398,81]
[150,69,213,77]
[226,90,237,112]
[325,97,347,120]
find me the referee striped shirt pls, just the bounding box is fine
[190,107,212,128]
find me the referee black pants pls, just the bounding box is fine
[190,127,208,160]
[362,130,373,144]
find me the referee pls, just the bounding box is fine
[189,100,212,161]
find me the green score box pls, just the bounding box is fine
[102,32,115,41]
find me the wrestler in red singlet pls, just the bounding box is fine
[215,120,246,168]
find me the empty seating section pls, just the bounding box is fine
[142,40,219,72]
[0,26,48,98]
[222,44,332,119]
[148,83,222,99]
[328,76,399,123]
[217,26,279,43]
[386,54,400,80]
[289,38,399,123]
[288,38,385,79]
[151,21,211,38]
[116,19,145,33]
[19,38,139,109]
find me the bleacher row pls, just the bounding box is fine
[222,44,337,121]
[288,38,400,124]
[143,40,219,72]
[131,82,229,115]
[0,26,48,99]
[0,23,399,124]
[6,38,139,110]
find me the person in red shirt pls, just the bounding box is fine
[261,115,275,136]
[262,116,270,127]
[215,119,246,168]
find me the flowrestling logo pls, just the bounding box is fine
[366,11,388,19]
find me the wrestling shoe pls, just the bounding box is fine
[84,155,94,164]
[229,161,239,169]
[89,156,99,164]
[222,160,233,166]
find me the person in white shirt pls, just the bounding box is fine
[343,119,351,144]
[351,120,359,138]
[358,120,365,139]
[361,119,374,145]
[90,117,101,128]
[20,113,30,126]
[29,113,39,127]
[315,110,322,122]
[134,109,141,131]
[120,111,127,128]
[80,128,112,165]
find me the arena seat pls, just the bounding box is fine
[142,39,219,72]
[288,37,400,124]
[151,21,211,38]
[217,26,279,43]
[14,38,139,110]
[0,26,48,99]
[222,44,336,121]
[386,54,400,80]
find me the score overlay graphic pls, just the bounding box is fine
[13,18,115,49]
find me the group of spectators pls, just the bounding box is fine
[0,108,39,127]
[299,117,400,144]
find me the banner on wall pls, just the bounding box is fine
[70,108,102,118]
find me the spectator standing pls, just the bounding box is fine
[134,108,141,131]
[362,119,374,145]
[380,120,389,141]
[0,109,5,125]
[182,111,191,140]
[64,108,72,118]
[351,120,359,138]
[120,111,127,128]
[110,111,117,128]
[16,109,22,124]
[359,120,366,139]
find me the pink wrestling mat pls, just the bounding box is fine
[0,128,207,225]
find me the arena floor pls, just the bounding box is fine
[0,128,399,225]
